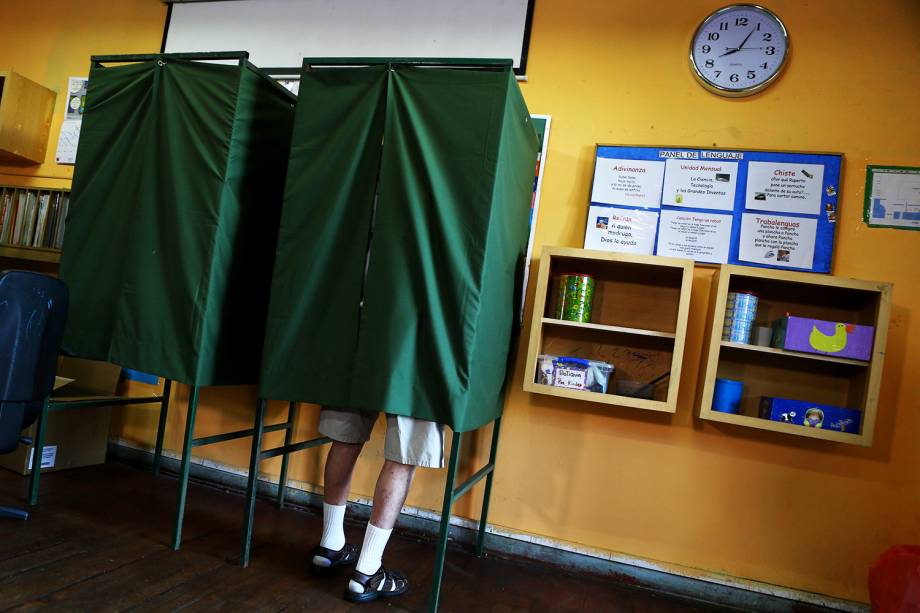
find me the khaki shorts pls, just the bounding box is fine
[318,407,445,468]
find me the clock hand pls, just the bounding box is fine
[719,48,741,57]
[737,29,755,50]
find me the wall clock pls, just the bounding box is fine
[690,4,789,97]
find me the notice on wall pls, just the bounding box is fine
[584,206,658,254]
[656,210,732,263]
[864,166,920,230]
[28,445,57,471]
[745,161,824,215]
[55,76,88,165]
[590,158,665,208]
[661,158,737,211]
[739,213,817,269]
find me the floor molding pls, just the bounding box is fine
[108,440,867,613]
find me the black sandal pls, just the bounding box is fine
[344,566,409,603]
[310,543,359,576]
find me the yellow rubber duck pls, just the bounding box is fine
[809,322,854,353]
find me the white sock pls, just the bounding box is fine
[317,502,346,558]
[349,523,393,593]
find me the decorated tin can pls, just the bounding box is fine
[554,274,595,323]
[722,291,759,343]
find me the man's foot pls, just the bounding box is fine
[344,566,409,603]
[311,543,359,576]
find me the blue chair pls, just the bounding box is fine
[0,270,69,520]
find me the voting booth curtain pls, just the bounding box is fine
[260,62,538,432]
[59,53,295,386]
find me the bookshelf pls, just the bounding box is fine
[523,246,694,413]
[0,185,70,264]
[0,70,56,165]
[697,265,892,446]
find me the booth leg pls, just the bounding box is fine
[429,431,462,613]
[171,385,199,550]
[27,397,50,506]
[152,378,172,477]
[276,401,297,508]
[240,398,267,568]
[476,418,502,557]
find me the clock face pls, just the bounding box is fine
[690,4,789,97]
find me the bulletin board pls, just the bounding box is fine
[584,145,843,273]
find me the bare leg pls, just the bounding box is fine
[349,459,417,594]
[324,441,363,505]
[369,460,417,529]
[315,441,364,558]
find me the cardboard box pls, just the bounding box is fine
[0,357,121,476]
[758,396,861,434]
[771,316,874,361]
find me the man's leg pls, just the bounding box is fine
[349,460,416,589]
[369,460,417,528]
[347,415,443,600]
[318,441,363,552]
[313,408,376,569]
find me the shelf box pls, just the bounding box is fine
[771,315,874,362]
[0,70,56,165]
[524,246,694,413]
[697,265,892,446]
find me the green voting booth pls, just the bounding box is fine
[241,58,538,611]
[61,52,294,386]
[57,52,297,549]
[260,60,537,431]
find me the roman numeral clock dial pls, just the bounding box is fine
[690,4,789,97]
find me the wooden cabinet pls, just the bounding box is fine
[697,265,892,446]
[0,70,56,165]
[523,246,693,413]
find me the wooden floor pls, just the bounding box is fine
[0,461,754,612]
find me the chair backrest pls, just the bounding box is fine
[0,270,69,422]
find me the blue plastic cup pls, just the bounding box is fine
[712,378,744,414]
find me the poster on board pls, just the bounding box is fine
[657,210,733,262]
[583,206,658,254]
[584,145,842,273]
[738,213,818,269]
[590,158,664,208]
[745,161,824,215]
[661,159,738,211]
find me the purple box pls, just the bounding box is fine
[771,316,874,361]
[758,397,861,434]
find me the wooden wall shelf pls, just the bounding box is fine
[0,184,70,264]
[697,265,892,446]
[0,244,61,263]
[523,246,694,413]
[541,318,677,339]
[0,70,56,165]
[719,341,869,367]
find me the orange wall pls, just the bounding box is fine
[3,0,919,604]
[0,0,167,188]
